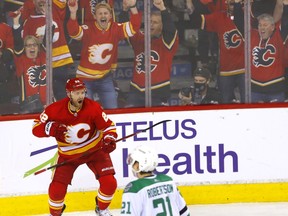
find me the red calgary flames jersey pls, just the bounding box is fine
[67,13,141,80]
[203,11,245,76]
[14,50,46,103]
[129,31,179,91]
[22,0,73,68]
[250,27,285,90]
[32,97,117,158]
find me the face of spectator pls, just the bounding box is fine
[194,75,209,93]
[25,39,39,59]
[150,14,162,37]
[258,18,275,39]
[33,0,46,14]
[194,76,208,85]
[95,7,112,30]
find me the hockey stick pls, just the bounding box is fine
[34,119,171,175]
[30,119,171,156]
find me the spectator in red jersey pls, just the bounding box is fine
[12,10,46,113]
[22,0,74,101]
[119,0,179,107]
[75,0,118,84]
[32,78,118,216]
[67,0,141,109]
[234,0,288,103]
[187,0,245,104]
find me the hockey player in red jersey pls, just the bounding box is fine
[67,0,141,109]
[32,78,118,216]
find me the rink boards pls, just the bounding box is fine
[2,183,288,215]
[1,106,288,215]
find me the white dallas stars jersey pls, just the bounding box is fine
[120,174,190,216]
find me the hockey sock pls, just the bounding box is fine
[96,175,117,210]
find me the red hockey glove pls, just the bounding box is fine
[101,132,117,153]
[45,121,67,141]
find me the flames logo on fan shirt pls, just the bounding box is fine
[88,44,113,64]
[223,29,242,49]
[27,65,46,87]
[252,45,276,67]
[135,51,159,74]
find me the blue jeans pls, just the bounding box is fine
[84,73,118,109]
[251,91,285,103]
[218,73,245,103]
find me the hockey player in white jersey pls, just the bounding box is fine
[120,145,191,216]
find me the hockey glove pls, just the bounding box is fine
[45,121,67,141]
[101,132,117,153]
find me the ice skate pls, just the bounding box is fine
[95,207,113,216]
[95,197,113,216]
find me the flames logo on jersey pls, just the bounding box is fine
[89,44,113,64]
[223,30,242,49]
[252,45,275,67]
[27,65,46,88]
[135,51,159,74]
[65,124,90,144]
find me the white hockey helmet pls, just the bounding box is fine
[127,145,159,172]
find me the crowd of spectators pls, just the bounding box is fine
[0,0,287,115]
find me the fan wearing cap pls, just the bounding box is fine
[32,78,118,216]
[120,145,191,216]
[178,67,221,105]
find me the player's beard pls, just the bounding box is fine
[70,98,84,110]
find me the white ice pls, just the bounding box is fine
[36,202,288,215]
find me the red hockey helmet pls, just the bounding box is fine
[66,78,86,92]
